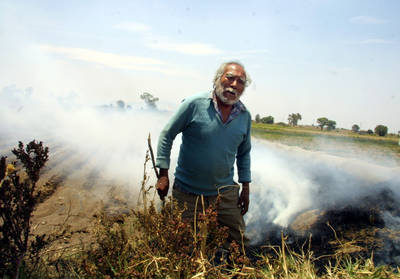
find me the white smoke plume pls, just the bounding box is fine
[247,139,400,244]
[1,85,400,248]
[0,85,179,200]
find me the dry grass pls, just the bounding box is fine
[20,198,400,278]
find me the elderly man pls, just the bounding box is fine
[155,61,251,247]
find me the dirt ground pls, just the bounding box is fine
[27,143,140,258]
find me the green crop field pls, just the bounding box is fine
[251,122,400,166]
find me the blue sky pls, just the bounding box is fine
[1,0,399,132]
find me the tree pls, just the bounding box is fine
[317,117,329,130]
[116,100,125,110]
[288,113,302,126]
[326,120,336,131]
[255,114,261,123]
[375,125,388,137]
[261,116,274,124]
[367,129,373,135]
[140,92,159,108]
[352,124,360,133]
[317,117,336,131]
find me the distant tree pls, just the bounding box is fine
[288,113,302,126]
[116,100,125,110]
[255,114,261,123]
[326,120,336,131]
[317,117,329,130]
[261,116,274,124]
[140,92,159,108]
[375,125,388,137]
[352,124,360,133]
[367,129,374,135]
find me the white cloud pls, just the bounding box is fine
[114,22,151,32]
[147,42,223,56]
[350,16,386,24]
[37,44,203,80]
[40,45,164,70]
[360,39,391,44]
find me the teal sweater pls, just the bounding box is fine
[156,92,251,196]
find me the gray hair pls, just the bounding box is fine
[213,61,252,88]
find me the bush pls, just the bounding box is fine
[0,141,49,278]
[374,125,388,137]
[261,116,274,124]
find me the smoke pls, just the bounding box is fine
[1,85,400,249]
[0,85,178,200]
[247,139,400,244]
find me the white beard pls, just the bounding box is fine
[214,81,242,105]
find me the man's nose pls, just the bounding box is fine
[230,79,238,88]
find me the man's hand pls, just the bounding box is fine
[238,182,250,215]
[156,168,169,200]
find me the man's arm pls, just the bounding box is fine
[155,99,193,199]
[236,115,251,183]
[236,114,251,215]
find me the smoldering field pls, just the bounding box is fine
[2,86,400,264]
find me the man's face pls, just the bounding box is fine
[215,64,246,105]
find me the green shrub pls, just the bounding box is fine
[0,141,49,278]
[261,116,274,124]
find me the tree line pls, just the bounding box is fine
[254,113,391,137]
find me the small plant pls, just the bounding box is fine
[0,141,49,278]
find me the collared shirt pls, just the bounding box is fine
[211,91,246,124]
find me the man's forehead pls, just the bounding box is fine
[224,64,246,77]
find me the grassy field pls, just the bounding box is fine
[251,122,400,166]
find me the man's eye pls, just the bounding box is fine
[227,76,235,81]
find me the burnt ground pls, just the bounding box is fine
[249,185,400,268]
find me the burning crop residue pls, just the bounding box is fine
[247,140,400,266]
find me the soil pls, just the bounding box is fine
[27,143,136,258]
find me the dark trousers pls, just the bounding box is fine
[172,184,248,249]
